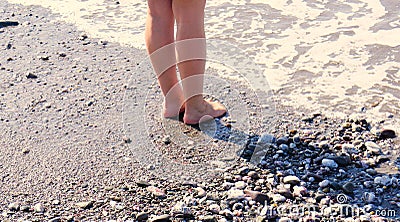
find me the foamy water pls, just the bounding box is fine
[7,0,399,130]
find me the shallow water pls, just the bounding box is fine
[6,0,399,131]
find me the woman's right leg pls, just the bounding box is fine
[172,0,227,124]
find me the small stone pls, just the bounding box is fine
[365,141,381,155]
[22,148,30,154]
[26,72,38,79]
[321,159,338,168]
[33,203,45,213]
[172,202,192,217]
[248,171,259,179]
[278,217,292,222]
[293,185,307,197]
[150,214,171,222]
[379,129,396,139]
[226,188,245,201]
[272,194,286,203]
[136,212,149,221]
[244,190,268,204]
[49,217,61,222]
[123,136,132,143]
[110,196,122,202]
[162,136,171,145]
[59,52,67,57]
[147,186,166,198]
[319,180,330,188]
[363,192,375,203]
[194,187,206,197]
[374,176,391,186]
[75,201,93,209]
[201,215,217,222]
[136,180,151,188]
[366,168,377,175]
[331,155,351,166]
[208,204,220,213]
[8,202,19,211]
[276,136,288,145]
[20,205,30,212]
[283,175,300,185]
[52,199,60,205]
[238,166,250,175]
[235,181,246,189]
[342,182,355,194]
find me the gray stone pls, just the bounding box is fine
[342,182,355,194]
[365,141,381,155]
[272,194,286,203]
[33,203,45,213]
[322,159,338,168]
[8,202,19,211]
[283,175,300,185]
[208,204,220,213]
[75,201,93,209]
[226,188,245,201]
[319,180,330,188]
[136,212,149,221]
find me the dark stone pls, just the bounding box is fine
[26,73,38,79]
[136,212,149,221]
[379,129,396,139]
[342,182,355,194]
[151,214,171,222]
[329,182,341,190]
[330,155,351,166]
[0,21,19,28]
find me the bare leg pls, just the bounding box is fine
[145,0,184,118]
[172,0,227,124]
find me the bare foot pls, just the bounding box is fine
[183,99,227,124]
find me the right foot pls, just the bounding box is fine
[183,99,227,124]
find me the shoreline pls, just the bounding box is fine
[1,1,399,221]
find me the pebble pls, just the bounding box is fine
[194,187,207,197]
[33,203,45,213]
[235,181,246,189]
[379,129,396,139]
[136,212,149,221]
[293,185,307,197]
[147,186,166,198]
[150,214,170,222]
[26,72,38,79]
[226,188,245,201]
[342,182,355,194]
[278,217,292,222]
[365,141,381,154]
[75,201,93,209]
[208,204,220,213]
[319,180,330,188]
[321,159,338,168]
[136,180,151,188]
[201,215,217,222]
[283,175,300,185]
[363,192,375,203]
[272,194,286,203]
[365,168,377,175]
[374,176,391,186]
[8,202,19,211]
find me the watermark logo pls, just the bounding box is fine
[122,38,276,181]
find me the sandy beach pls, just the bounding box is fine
[1,0,399,221]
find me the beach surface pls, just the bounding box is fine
[1,0,399,221]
